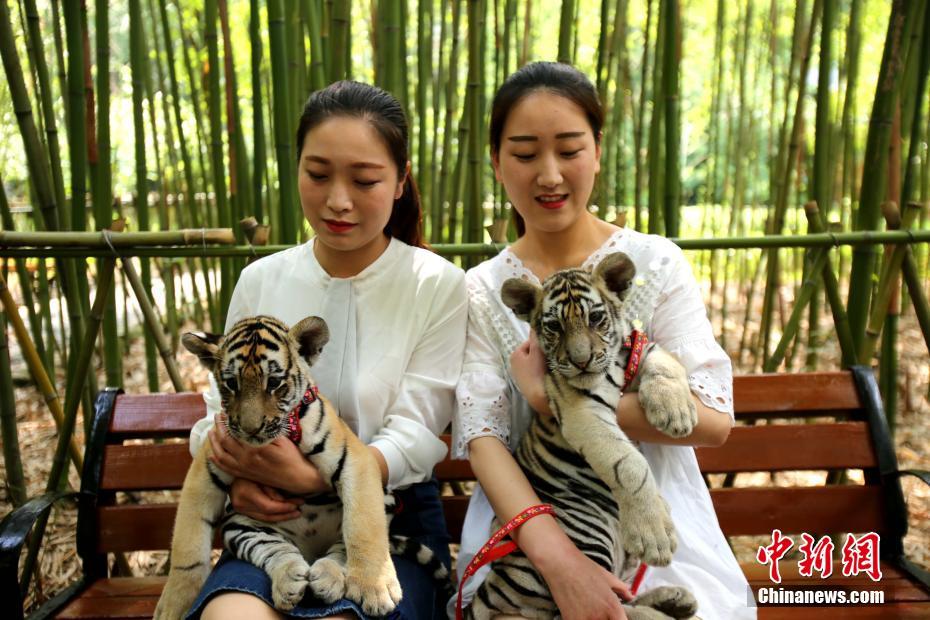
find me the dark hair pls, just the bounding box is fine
[295,81,425,248]
[489,62,604,236]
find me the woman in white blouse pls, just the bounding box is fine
[452,62,755,619]
[186,81,467,620]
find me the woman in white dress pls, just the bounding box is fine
[186,81,467,620]
[451,62,755,619]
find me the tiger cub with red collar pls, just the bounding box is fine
[154,315,447,619]
[466,252,699,619]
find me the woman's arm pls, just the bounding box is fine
[469,436,631,618]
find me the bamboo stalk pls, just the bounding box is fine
[759,0,821,363]
[22,0,68,229]
[557,0,575,64]
[2,231,929,260]
[808,0,835,371]
[250,0,266,226]
[901,250,930,356]
[764,248,831,372]
[268,0,297,245]
[847,0,916,350]
[416,0,433,220]
[204,0,233,316]
[120,258,185,392]
[93,0,121,387]
[0,228,235,247]
[0,178,49,380]
[662,0,681,238]
[0,0,60,232]
[0,311,27,507]
[802,202,856,367]
[859,202,924,363]
[436,0,463,244]
[646,0,665,234]
[330,0,349,80]
[466,0,484,245]
[0,272,83,471]
[128,0,158,392]
[633,0,654,229]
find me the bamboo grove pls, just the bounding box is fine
[1,1,930,498]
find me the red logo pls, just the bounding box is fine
[756,531,882,583]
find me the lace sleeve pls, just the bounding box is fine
[452,371,511,459]
[451,279,514,459]
[651,247,734,419]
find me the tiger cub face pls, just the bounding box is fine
[181,315,329,446]
[501,252,636,379]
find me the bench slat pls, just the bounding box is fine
[52,561,930,619]
[711,486,886,536]
[96,498,473,553]
[100,421,876,492]
[96,485,886,552]
[697,422,877,473]
[102,372,865,443]
[732,372,861,417]
[108,393,205,439]
[100,444,191,491]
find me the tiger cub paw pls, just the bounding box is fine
[345,562,403,617]
[270,557,311,611]
[308,556,347,603]
[638,351,697,438]
[630,585,698,619]
[621,495,677,567]
[154,569,208,620]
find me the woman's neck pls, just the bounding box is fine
[511,214,617,281]
[313,234,391,279]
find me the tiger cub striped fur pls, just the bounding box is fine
[153,315,449,619]
[466,252,699,619]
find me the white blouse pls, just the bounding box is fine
[450,228,755,619]
[189,237,468,491]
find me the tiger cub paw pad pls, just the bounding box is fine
[638,356,697,438]
[622,496,677,567]
[345,566,403,617]
[630,585,698,618]
[308,557,347,603]
[270,557,311,611]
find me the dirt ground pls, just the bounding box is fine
[2,276,929,614]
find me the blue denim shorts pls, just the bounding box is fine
[185,479,451,619]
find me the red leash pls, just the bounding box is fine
[455,504,648,618]
[455,504,555,620]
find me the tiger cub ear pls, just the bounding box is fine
[290,316,330,366]
[181,331,223,371]
[595,252,636,300]
[501,278,542,322]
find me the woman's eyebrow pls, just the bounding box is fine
[506,131,587,142]
[302,155,385,169]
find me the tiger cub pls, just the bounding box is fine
[154,315,446,619]
[466,252,699,619]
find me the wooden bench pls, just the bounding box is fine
[2,368,929,619]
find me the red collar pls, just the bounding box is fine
[286,386,319,444]
[622,329,649,386]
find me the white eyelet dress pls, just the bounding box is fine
[449,228,756,619]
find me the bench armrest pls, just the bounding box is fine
[0,491,93,620]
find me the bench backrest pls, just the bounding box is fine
[77,370,904,566]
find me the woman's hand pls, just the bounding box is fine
[229,478,303,522]
[208,414,330,495]
[538,543,632,620]
[509,330,553,415]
